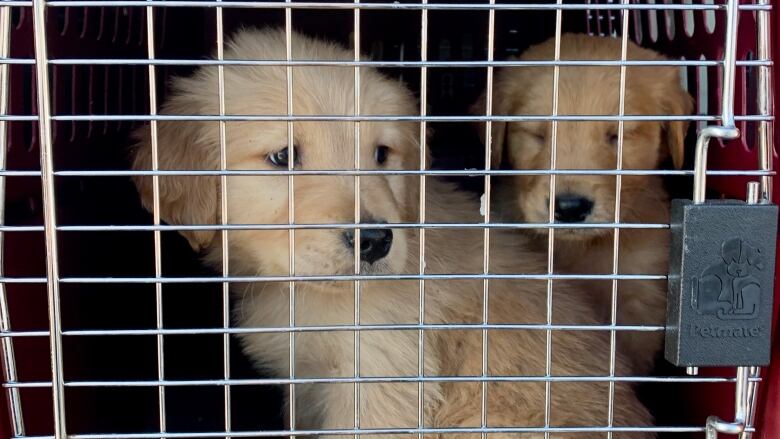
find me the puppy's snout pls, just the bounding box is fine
[343,227,393,264]
[554,194,594,223]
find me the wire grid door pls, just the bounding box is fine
[0,0,775,438]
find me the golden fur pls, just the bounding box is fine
[472,33,693,374]
[131,28,655,438]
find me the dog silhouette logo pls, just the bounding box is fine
[692,238,763,320]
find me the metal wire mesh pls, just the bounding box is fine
[0,1,775,439]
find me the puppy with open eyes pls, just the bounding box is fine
[131,28,656,438]
[473,33,694,375]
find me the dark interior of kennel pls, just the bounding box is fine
[2,1,779,437]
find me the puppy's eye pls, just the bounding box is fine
[268,147,297,167]
[375,145,390,165]
[608,134,619,146]
[532,133,545,143]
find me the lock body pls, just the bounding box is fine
[665,199,778,367]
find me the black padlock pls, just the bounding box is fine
[666,180,778,367]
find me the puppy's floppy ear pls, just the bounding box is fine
[659,68,694,170]
[722,238,742,264]
[469,85,511,170]
[130,118,219,253]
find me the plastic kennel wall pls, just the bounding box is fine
[0,0,778,439]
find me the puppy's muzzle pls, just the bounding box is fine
[553,193,594,223]
[343,224,393,264]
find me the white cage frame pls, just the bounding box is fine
[0,1,775,439]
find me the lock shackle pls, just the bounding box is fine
[692,0,741,205]
[693,127,740,204]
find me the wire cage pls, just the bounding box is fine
[0,0,777,438]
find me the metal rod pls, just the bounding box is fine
[0,273,668,284]
[143,3,168,435]
[58,322,668,336]
[4,374,761,388]
[692,0,741,204]
[606,5,631,438]
[30,0,68,437]
[51,222,671,232]
[48,114,774,122]
[417,1,428,436]
[481,6,496,435]
[0,431,759,439]
[756,0,773,203]
[740,180,762,439]
[55,425,723,438]
[215,2,232,437]
[0,428,754,439]
[39,2,772,11]
[38,58,773,67]
[706,367,749,439]
[31,314,780,339]
[44,168,778,177]
[0,426,741,439]
[283,7,296,436]
[543,3,563,437]
[700,2,756,439]
[0,331,49,338]
[352,3,362,435]
[0,4,24,437]
[0,272,669,284]
[720,1,739,129]
[747,182,760,205]
[0,320,745,339]
[741,367,762,439]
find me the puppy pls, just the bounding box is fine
[131,28,655,438]
[473,33,693,374]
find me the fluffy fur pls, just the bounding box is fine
[472,33,693,374]
[131,28,655,438]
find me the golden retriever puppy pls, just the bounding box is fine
[131,28,655,438]
[472,33,693,374]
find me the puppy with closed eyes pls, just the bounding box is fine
[473,33,693,375]
[131,28,656,438]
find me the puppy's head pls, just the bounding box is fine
[131,28,422,278]
[475,33,693,241]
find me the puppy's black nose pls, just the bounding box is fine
[554,194,594,223]
[343,228,393,264]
